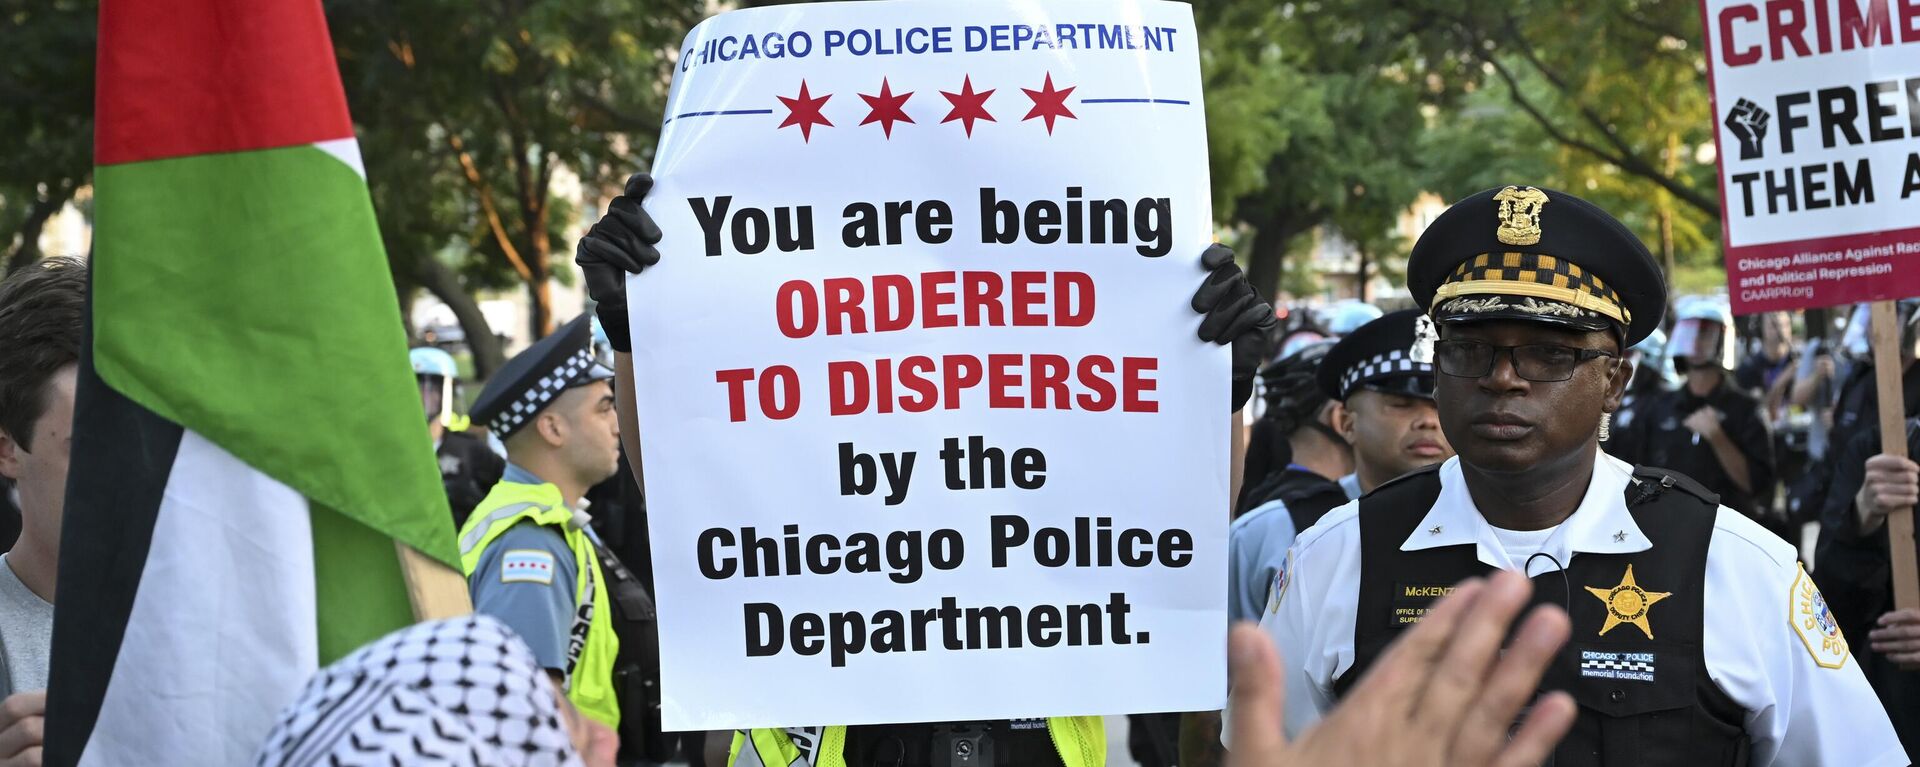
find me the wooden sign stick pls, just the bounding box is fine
[1869,300,1918,610]
[397,541,474,620]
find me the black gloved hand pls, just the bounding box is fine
[1191,244,1277,413]
[576,173,663,353]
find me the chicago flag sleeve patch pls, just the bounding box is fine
[501,549,557,585]
[1790,563,1848,669]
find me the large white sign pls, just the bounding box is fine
[1700,0,1920,312]
[630,0,1225,731]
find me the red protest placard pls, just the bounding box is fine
[1698,0,1920,314]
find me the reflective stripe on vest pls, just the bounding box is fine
[728,718,1104,767]
[457,480,622,729]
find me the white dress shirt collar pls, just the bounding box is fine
[1400,451,1652,572]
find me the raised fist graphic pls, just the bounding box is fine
[1724,98,1771,160]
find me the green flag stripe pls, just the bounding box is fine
[94,144,456,565]
[310,502,416,663]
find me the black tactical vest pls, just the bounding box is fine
[1258,468,1352,533]
[1331,464,1750,766]
[590,536,670,763]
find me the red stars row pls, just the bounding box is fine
[777,74,1077,142]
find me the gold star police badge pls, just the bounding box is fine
[1492,185,1550,246]
[1584,564,1670,639]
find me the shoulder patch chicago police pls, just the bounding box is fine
[501,549,557,585]
[1268,553,1291,615]
[1790,563,1849,669]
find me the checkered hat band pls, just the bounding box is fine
[1444,252,1624,312]
[489,348,597,436]
[1340,350,1430,397]
[1435,251,1630,324]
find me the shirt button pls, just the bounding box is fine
[1609,689,1626,703]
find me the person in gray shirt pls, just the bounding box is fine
[0,257,87,758]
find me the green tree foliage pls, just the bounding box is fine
[1197,0,1727,299]
[328,0,703,373]
[1,0,1742,349]
[1194,0,1435,301]
[0,0,94,274]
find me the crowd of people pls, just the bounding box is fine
[3,175,1920,766]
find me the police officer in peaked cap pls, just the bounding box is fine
[1312,308,1454,498]
[1231,310,1457,625]
[458,314,667,763]
[1257,185,1902,765]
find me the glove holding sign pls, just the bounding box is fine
[577,173,663,353]
[1192,243,1277,413]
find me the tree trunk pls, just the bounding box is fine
[1245,218,1282,303]
[1659,132,1679,283]
[5,193,65,276]
[1357,247,1372,303]
[415,256,507,379]
[526,208,554,340]
[527,277,554,341]
[1245,213,1308,303]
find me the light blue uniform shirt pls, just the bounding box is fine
[468,463,580,670]
[1226,473,1362,622]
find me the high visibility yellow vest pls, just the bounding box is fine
[458,479,621,728]
[728,718,1106,767]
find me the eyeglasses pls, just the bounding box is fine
[1434,339,1617,382]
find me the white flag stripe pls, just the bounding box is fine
[314,137,365,180]
[77,430,319,767]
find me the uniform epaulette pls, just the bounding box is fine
[1629,465,1720,507]
[1359,462,1442,500]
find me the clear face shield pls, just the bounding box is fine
[1669,319,1734,374]
[419,374,449,424]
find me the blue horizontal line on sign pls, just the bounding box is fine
[666,109,776,123]
[1080,98,1191,105]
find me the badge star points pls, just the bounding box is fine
[940,75,995,137]
[1428,525,1443,535]
[1021,72,1077,134]
[859,78,915,138]
[1613,530,1628,542]
[777,79,833,142]
[1584,564,1670,639]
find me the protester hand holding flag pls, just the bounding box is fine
[46,0,470,763]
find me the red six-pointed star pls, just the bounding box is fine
[940,76,996,137]
[859,78,915,138]
[778,80,833,142]
[1021,73,1077,134]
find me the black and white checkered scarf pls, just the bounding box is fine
[253,615,582,767]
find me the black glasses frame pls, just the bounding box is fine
[1433,339,1618,382]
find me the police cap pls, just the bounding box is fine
[471,314,615,439]
[1407,185,1666,347]
[1316,309,1436,401]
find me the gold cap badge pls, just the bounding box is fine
[1492,186,1550,246]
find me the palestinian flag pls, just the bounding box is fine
[45,0,462,764]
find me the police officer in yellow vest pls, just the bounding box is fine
[461,313,664,760]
